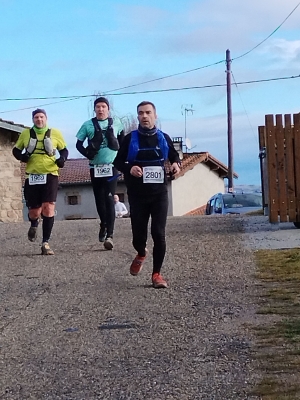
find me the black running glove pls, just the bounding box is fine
[20,153,30,163]
[55,157,65,168]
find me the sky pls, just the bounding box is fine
[1,0,300,185]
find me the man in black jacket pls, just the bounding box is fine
[114,101,181,288]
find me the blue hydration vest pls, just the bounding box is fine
[127,130,169,165]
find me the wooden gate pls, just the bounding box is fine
[258,114,300,224]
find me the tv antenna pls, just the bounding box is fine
[181,104,195,153]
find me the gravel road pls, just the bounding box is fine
[1,214,294,399]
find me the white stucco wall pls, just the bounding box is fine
[54,183,129,221]
[170,163,225,216]
[55,185,97,220]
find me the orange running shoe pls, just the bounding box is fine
[152,273,168,288]
[130,250,148,276]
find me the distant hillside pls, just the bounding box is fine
[225,184,261,193]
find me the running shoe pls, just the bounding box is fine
[28,226,38,242]
[99,227,107,242]
[152,273,168,288]
[41,242,54,255]
[104,237,114,250]
[130,250,148,276]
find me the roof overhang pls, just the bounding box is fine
[0,120,24,133]
[205,154,238,179]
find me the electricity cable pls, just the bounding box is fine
[231,71,258,145]
[1,2,299,104]
[1,74,299,114]
[232,1,300,61]
[0,74,299,103]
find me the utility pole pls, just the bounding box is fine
[226,49,234,193]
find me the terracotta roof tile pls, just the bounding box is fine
[59,158,91,184]
[185,204,207,216]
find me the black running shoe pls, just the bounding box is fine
[99,227,107,242]
[28,226,38,242]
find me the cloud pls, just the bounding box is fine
[124,0,300,57]
[115,4,168,29]
[263,39,300,65]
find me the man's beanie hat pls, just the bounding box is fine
[94,96,110,109]
[32,108,47,118]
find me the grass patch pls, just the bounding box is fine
[251,248,300,398]
[245,208,264,216]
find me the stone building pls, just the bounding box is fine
[0,118,27,222]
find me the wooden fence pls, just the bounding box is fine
[258,113,300,224]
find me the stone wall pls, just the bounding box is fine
[0,132,23,222]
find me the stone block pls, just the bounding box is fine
[11,200,23,210]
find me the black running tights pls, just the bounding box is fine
[128,191,168,274]
[90,168,117,237]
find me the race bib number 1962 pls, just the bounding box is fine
[94,164,113,178]
[28,174,47,185]
[143,166,164,183]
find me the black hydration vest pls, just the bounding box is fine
[88,117,114,151]
[25,128,55,156]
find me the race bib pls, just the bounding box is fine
[94,164,113,178]
[28,174,47,185]
[143,166,164,183]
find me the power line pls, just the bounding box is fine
[1,2,298,107]
[1,3,299,108]
[72,2,300,95]
[0,95,88,102]
[0,60,226,103]
[102,2,300,94]
[232,1,300,61]
[231,71,258,145]
[0,97,82,114]
[1,73,299,103]
[1,73,299,114]
[106,74,300,95]
[102,60,226,94]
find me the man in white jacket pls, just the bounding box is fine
[114,195,128,218]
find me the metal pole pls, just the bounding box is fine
[184,108,187,142]
[226,49,234,192]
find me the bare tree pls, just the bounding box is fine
[90,92,161,133]
[120,113,137,134]
[90,93,137,134]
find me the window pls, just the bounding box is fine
[223,194,262,208]
[206,199,215,215]
[68,195,78,205]
[214,196,223,212]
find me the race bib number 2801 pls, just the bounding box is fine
[143,166,164,183]
[28,174,47,185]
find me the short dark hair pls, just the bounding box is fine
[137,101,156,112]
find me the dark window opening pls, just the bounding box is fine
[68,195,78,205]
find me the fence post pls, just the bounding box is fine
[284,114,296,222]
[265,114,279,223]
